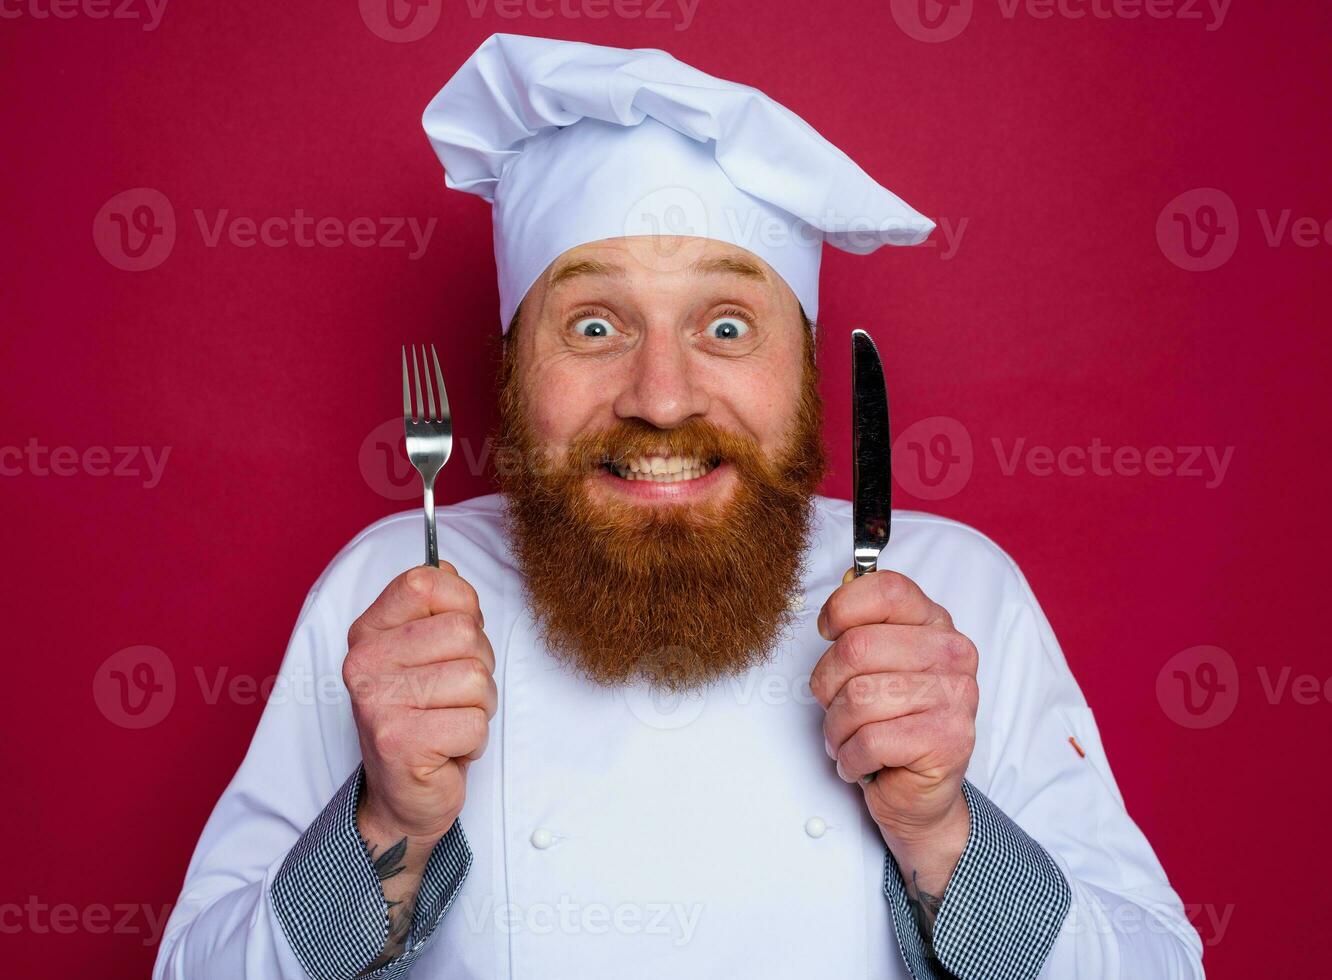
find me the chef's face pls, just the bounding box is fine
[505,235,810,513]
[495,235,826,689]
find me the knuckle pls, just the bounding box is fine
[442,610,481,646]
[370,719,405,758]
[838,627,871,673]
[874,570,909,606]
[343,646,382,692]
[846,672,878,709]
[402,566,436,601]
[959,635,980,672]
[341,651,364,687]
[939,630,975,669]
[459,706,488,746]
[959,675,980,711]
[460,658,491,697]
[457,578,482,615]
[856,723,885,761]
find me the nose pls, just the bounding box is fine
[610,327,710,429]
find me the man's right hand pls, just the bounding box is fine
[344,562,497,845]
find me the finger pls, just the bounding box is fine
[403,705,491,763]
[348,610,495,675]
[809,625,977,708]
[817,569,948,641]
[361,658,498,715]
[391,611,494,670]
[822,671,949,757]
[349,564,483,644]
[835,715,937,782]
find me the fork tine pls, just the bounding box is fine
[411,345,424,423]
[421,343,437,420]
[402,346,412,422]
[430,344,449,422]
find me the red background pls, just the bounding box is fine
[2,1,1328,975]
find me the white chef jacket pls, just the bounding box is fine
[153,493,1204,979]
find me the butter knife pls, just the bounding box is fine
[851,328,891,783]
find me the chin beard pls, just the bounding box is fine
[495,342,827,692]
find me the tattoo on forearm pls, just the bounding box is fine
[908,870,944,953]
[356,836,414,975]
[359,895,416,975]
[365,837,408,883]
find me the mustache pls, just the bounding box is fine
[561,418,771,477]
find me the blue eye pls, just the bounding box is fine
[573,316,619,338]
[707,316,750,340]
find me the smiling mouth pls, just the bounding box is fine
[602,454,722,483]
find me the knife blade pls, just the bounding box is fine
[850,328,892,786]
[851,328,891,578]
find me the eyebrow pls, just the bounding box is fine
[546,254,770,289]
[687,256,768,282]
[547,259,625,289]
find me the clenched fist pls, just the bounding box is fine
[812,568,977,883]
[343,562,497,843]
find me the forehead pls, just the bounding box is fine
[541,236,781,291]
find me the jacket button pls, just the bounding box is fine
[804,817,827,839]
[530,828,556,849]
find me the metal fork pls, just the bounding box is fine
[402,344,452,567]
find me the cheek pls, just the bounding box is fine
[523,364,615,450]
[708,357,803,453]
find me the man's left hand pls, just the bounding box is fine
[811,569,978,863]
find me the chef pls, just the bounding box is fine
[154,34,1204,980]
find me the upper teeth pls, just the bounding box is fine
[611,455,715,482]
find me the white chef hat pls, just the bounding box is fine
[422,33,935,331]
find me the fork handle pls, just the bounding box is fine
[422,479,439,568]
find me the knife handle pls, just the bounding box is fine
[841,565,883,783]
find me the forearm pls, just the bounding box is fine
[879,791,970,949]
[881,782,1071,980]
[353,802,450,973]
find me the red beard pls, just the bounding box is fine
[495,332,827,691]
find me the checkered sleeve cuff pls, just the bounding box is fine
[882,780,1071,980]
[271,764,473,980]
